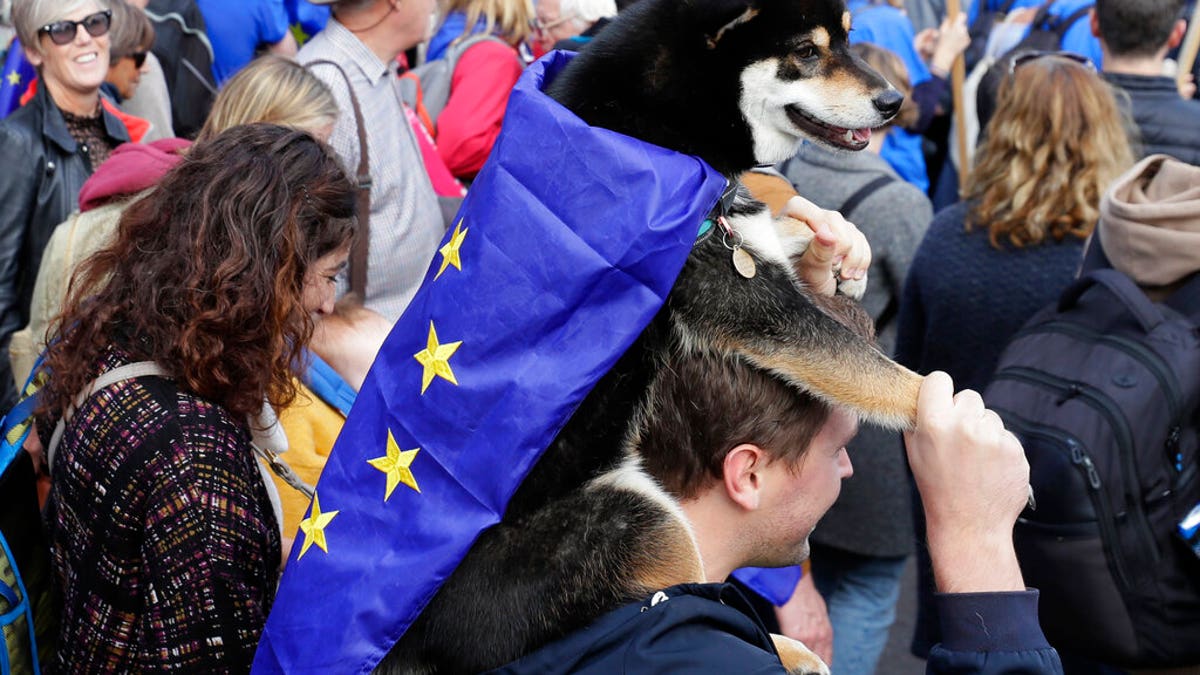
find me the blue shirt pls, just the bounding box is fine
[970,0,1102,67]
[197,0,291,83]
[847,1,931,192]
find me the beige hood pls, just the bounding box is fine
[1098,154,1200,289]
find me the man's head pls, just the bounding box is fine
[532,0,616,54]
[634,352,856,566]
[1092,0,1186,59]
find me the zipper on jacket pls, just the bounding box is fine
[997,409,1131,591]
[993,367,1160,564]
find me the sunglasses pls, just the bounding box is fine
[38,10,112,47]
[118,51,148,68]
[1009,50,1095,75]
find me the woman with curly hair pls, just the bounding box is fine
[38,122,356,671]
[894,53,1133,659]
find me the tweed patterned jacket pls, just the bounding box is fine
[42,347,281,672]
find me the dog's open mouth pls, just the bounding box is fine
[785,105,872,151]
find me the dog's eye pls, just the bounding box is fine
[794,45,818,60]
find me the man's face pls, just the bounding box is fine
[752,407,857,566]
[388,0,437,51]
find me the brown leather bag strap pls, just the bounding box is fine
[305,59,371,296]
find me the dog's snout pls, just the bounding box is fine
[872,89,904,118]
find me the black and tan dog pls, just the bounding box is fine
[381,0,923,672]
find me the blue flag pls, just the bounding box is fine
[252,52,726,673]
[1,40,35,119]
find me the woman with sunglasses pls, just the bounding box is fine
[102,0,152,104]
[895,52,1135,660]
[0,0,129,412]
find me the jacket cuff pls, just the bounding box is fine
[935,589,1052,652]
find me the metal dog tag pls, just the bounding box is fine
[732,248,756,279]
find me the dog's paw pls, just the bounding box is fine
[837,274,867,300]
[770,634,830,675]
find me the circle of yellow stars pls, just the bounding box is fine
[293,218,473,560]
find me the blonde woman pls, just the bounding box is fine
[423,0,532,179]
[895,53,1135,657]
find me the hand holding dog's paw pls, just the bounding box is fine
[783,195,870,298]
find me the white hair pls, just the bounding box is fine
[559,0,615,30]
[12,0,108,55]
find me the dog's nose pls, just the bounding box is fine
[872,89,904,119]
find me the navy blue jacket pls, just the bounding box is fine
[488,583,1062,674]
[1104,72,1200,166]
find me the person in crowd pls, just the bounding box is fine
[533,0,617,55]
[493,352,1061,674]
[1092,0,1200,164]
[300,0,448,323]
[0,0,131,412]
[106,0,173,140]
[847,0,970,194]
[102,0,152,104]
[196,0,296,84]
[425,0,531,180]
[771,42,933,675]
[38,122,356,670]
[895,53,1134,659]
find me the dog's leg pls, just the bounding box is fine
[672,211,922,429]
[771,634,832,675]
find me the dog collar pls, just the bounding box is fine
[697,180,738,242]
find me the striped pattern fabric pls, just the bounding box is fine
[43,348,281,672]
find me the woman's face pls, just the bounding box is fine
[26,2,111,100]
[302,244,351,318]
[106,48,148,100]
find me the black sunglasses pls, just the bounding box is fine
[38,10,112,47]
[124,51,148,68]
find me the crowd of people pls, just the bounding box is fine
[0,0,1198,672]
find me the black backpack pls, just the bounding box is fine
[144,0,218,139]
[964,0,1020,71]
[975,1,1093,132]
[983,239,1200,668]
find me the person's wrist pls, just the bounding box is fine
[926,522,1025,594]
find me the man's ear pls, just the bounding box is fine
[722,443,767,512]
[1089,8,1100,40]
[1168,18,1187,50]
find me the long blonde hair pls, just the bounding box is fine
[197,55,339,142]
[966,55,1134,250]
[442,0,534,48]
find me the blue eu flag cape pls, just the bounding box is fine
[1,40,35,119]
[252,52,726,673]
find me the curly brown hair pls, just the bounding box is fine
[40,123,357,421]
[966,55,1134,250]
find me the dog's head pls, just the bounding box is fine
[714,0,904,164]
[548,0,903,174]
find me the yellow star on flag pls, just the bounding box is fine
[5,71,20,86]
[368,430,421,500]
[414,321,462,394]
[297,492,339,559]
[435,218,469,280]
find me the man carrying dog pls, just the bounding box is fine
[490,350,1061,672]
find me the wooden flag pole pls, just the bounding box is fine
[946,0,969,193]
[1178,1,1200,93]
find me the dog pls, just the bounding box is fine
[380,0,923,672]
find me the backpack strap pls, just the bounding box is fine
[838,175,894,222]
[1053,4,1092,37]
[305,59,372,297]
[1059,268,1166,333]
[46,362,168,471]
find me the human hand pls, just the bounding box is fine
[1179,72,1196,100]
[930,13,970,77]
[914,27,939,62]
[774,572,833,666]
[903,372,1028,594]
[784,195,871,297]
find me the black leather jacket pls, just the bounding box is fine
[0,85,129,407]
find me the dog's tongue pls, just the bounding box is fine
[852,128,871,144]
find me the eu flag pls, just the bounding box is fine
[1,40,35,119]
[252,52,726,673]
